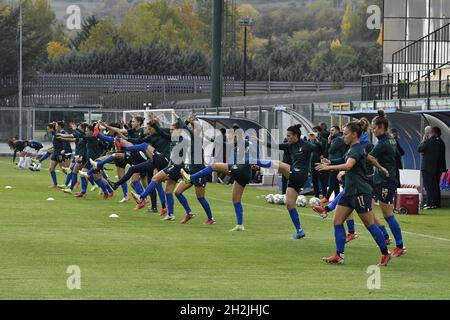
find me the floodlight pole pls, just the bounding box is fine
[211,0,223,115]
[18,1,23,140]
[239,17,254,97]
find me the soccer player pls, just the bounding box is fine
[367,110,407,258]
[315,120,391,266]
[180,124,256,231]
[130,115,191,221]
[174,114,215,225]
[47,122,68,188]
[93,121,168,212]
[8,138,44,170]
[249,124,316,239]
[312,119,392,245]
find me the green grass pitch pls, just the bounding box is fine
[1,157,450,299]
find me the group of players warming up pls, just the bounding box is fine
[8,110,406,266]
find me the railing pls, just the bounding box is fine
[361,66,450,100]
[392,22,450,82]
[0,73,360,109]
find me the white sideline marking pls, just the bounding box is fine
[205,195,450,243]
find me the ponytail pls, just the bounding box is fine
[287,124,302,139]
[372,109,389,130]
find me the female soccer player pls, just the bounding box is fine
[129,115,192,221]
[174,114,215,225]
[315,120,391,266]
[250,124,316,239]
[367,110,407,258]
[180,124,252,230]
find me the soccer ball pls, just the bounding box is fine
[274,194,284,205]
[309,197,321,207]
[265,194,274,204]
[296,195,307,207]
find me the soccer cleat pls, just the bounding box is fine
[378,253,391,267]
[385,238,393,245]
[180,168,191,184]
[89,159,98,169]
[61,167,69,175]
[74,192,86,198]
[133,198,147,210]
[320,197,329,204]
[119,195,130,203]
[292,229,306,239]
[322,253,345,265]
[90,184,98,192]
[345,232,358,243]
[48,185,58,189]
[131,191,143,204]
[57,184,68,189]
[102,193,110,200]
[203,218,216,225]
[229,225,245,232]
[391,247,407,258]
[159,207,168,217]
[180,213,196,224]
[62,188,72,194]
[28,166,35,172]
[108,191,114,198]
[312,205,328,219]
[162,214,175,221]
[148,207,158,213]
[31,158,39,164]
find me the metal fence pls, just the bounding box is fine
[361,66,450,100]
[392,22,450,80]
[0,73,359,110]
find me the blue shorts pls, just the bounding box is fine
[372,184,396,205]
[287,169,308,193]
[338,194,373,214]
[228,164,251,188]
[164,163,183,181]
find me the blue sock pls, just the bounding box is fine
[98,133,114,144]
[131,180,144,195]
[64,172,72,186]
[50,170,57,186]
[233,202,243,225]
[70,162,76,171]
[367,224,389,254]
[87,167,96,176]
[70,173,78,190]
[334,224,346,254]
[327,189,344,212]
[102,171,108,180]
[97,156,114,167]
[385,215,404,247]
[176,193,191,214]
[39,152,51,162]
[198,197,213,219]
[256,159,272,168]
[166,193,174,216]
[379,225,390,240]
[288,208,302,232]
[190,166,213,181]
[155,183,166,207]
[95,179,109,194]
[81,177,87,193]
[89,176,95,186]
[140,181,156,199]
[123,143,148,152]
[104,180,113,194]
[346,219,355,233]
[121,183,128,197]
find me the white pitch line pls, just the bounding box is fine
[205,195,450,243]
